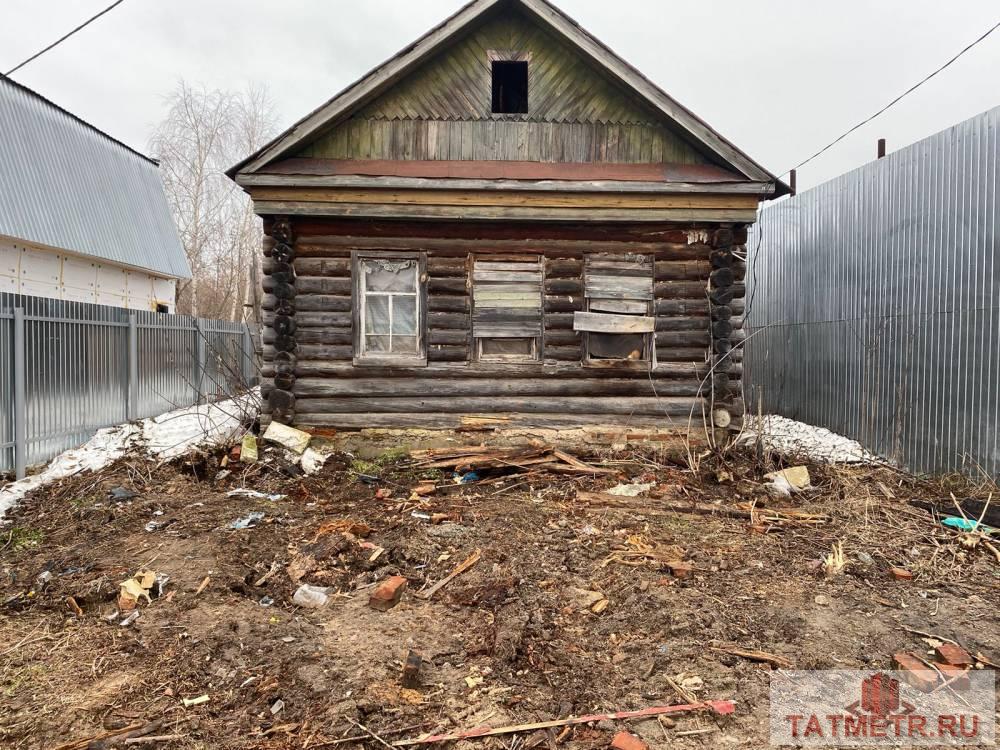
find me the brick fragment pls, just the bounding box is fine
[611,732,648,750]
[935,643,973,667]
[936,663,971,691]
[892,652,939,692]
[890,567,913,581]
[667,561,693,579]
[369,575,408,611]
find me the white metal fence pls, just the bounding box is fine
[0,292,258,478]
[746,106,1000,478]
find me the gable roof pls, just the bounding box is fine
[229,0,786,194]
[0,74,190,278]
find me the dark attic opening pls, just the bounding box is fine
[491,60,528,113]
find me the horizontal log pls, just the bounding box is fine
[545,330,581,346]
[295,413,696,430]
[545,345,583,361]
[428,345,469,362]
[293,377,705,398]
[293,361,710,379]
[263,311,350,328]
[654,260,711,281]
[544,296,585,314]
[295,344,353,361]
[655,331,710,347]
[427,257,471,277]
[428,278,468,295]
[428,329,469,346]
[545,259,583,278]
[294,395,704,416]
[296,276,351,295]
[428,311,470,329]
[429,296,469,313]
[294,257,350,276]
[654,281,706,299]
[545,278,583,296]
[296,294,352,312]
[656,299,710,316]
[656,347,709,362]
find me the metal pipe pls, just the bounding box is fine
[13,307,26,480]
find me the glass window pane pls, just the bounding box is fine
[366,335,390,353]
[392,295,417,334]
[590,333,646,360]
[365,296,390,333]
[392,335,418,354]
[363,260,417,292]
[481,338,534,358]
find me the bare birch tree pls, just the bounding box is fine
[150,82,277,321]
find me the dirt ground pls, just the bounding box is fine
[0,429,997,750]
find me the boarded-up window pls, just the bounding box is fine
[575,254,654,366]
[353,252,426,365]
[472,257,543,361]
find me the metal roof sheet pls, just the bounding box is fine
[0,75,190,279]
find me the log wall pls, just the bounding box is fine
[260,219,746,431]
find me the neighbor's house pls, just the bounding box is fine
[0,75,188,311]
[230,0,787,435]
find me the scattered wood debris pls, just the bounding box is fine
[715,646,794,670]
[409,446,617,477]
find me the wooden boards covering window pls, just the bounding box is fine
[580,253,654,364]
[472,257,543,359]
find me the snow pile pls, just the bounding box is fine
[742,414,880,464]
[0,425,139,520]
[143,392,258,459]
[0,391,260,521]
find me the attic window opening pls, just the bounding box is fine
[491,60,528,114]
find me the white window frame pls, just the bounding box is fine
[352,250,427,367]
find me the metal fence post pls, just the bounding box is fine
[127,314,138,421]
[242,326,253,387]
[13,307,26,480]
[193,318,206,404]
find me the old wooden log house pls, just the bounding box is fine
[229,0,788,437]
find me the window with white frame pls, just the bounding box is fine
[471,256,543,362]
[353,252,426,364]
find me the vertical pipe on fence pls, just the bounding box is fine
[242,327,253,387]
[193,319,206,404]
[13,307,27,480]
[127,314,138,421]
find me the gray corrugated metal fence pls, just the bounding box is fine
[745,106,1000,478]
[0,292,259,477]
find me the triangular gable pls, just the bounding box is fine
[230,0,781,187]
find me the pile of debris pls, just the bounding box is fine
[408,445,617,482]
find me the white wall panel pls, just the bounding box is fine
[20,247,61,284]
[0,239,20,277]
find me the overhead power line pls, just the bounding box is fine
[782,16,1000,178]
[5,0,127,77]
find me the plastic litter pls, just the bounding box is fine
[942,516,994,533]
[226,489,286,502]
[229,511,265,530]
[292,584,332,609]
[607,482,654,497]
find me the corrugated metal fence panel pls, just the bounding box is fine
[21,295,129,467]
[746,106,1000,478]
[134,312,199,420]
[0,292,257,474]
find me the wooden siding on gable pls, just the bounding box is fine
[296,8,709,165]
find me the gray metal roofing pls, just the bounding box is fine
[0,75,190,279]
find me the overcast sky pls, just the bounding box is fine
[4,0,1000,191]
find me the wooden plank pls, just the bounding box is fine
[589,299,648,314]
[472,271,544,283]
[250,187,761,211]
[292,377,705,398]
[472,323,542,337]
[573,311,655,334]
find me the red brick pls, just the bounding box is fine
[935,643,973,667]
[892,652,939,693]
[611,732,648,750]
[667,561,693,579]
[369,576,408,611]
[890,567,914,581]
[937,663,971,691]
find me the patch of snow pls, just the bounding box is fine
[742,415,880,464]
[143,391,258,459]
[0,391,260,522]
[0,425,139,521]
